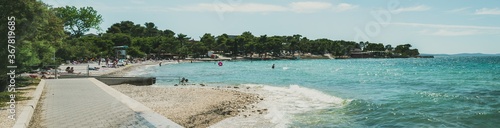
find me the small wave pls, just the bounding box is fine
[125,65,157,77]
[241,84,350,127]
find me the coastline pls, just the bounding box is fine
[109,60,348,127]
[101,61,158,77]
[100,60,269,127]
[107,61,278,127]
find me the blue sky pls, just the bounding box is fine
[42,0,500,54]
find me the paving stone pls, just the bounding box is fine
[39,79,155,128]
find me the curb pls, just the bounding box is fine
[13,79,46,128]
[88,78,183,128]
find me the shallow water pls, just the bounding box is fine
[128,56,500,127]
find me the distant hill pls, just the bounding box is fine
[421,53,500,56]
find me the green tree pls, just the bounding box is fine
[54,6,103,38]
[176,33,190,58]
[144,22,160,37]
[364,43,385,51]
[268,36,284,57]
[385,44,393,51]
[106,21,135,34]
[394,44,419,57]
[1,0,66,91]
[200,33,216,50]
[163,29,175,37]
[297,37,310,55]
[215,34,229,52]
[239,31,255,57]
[290,34,302,56]
[256,35,268,57]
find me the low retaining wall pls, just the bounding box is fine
[57,76,156,86]
[96,77,155,86]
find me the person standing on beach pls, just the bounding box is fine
[159,62,162,66]
[272,64,275,69]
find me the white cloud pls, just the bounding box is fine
[390,22,500,36]
[392,5,430,13]
[172,2,357,13]
[422,29,481,36]
[289,2,332,13]
[387,22,500,30]
[172,3,287,13]
[333,3,358,12]
[475,8,500,15]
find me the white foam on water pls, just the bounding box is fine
[282,67,289,70]
[213,84,350,127]
[125,64,157,77]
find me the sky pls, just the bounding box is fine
[41,0,500,54]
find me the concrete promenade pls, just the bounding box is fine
[36,78,181,128]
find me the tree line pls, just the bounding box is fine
[71,21,419,59]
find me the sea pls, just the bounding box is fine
[127,56,500,127]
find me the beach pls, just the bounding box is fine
[111,85,266,128]
[64,60,161,76]
[104,60,291,127]
[109,60,348,127]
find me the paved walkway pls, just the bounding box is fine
[38,78,181,128]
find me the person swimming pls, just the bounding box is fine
[272,64,275,69]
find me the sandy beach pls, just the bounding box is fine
[112,85,266,128]
[64,60,161,77]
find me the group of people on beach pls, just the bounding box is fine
[65,67,75,73]
[181,77,189,85]
[65,67,82,74]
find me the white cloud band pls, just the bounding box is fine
[475,8,500,15]
[172,2,357,13]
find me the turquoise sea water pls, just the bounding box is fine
[130,56,500,127]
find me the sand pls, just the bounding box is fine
[64,60,160,76]
[111,85,267,128]
[0,84,38,128]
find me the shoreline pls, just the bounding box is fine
[111,60,347,127]
[101,61,158,77]
[107,61,272,127]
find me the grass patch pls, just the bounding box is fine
[0,77,39,107]
[0,90,28,108]
[16,77,40,88]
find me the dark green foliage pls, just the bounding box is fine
[364,43,385,51]
[53,6,103,38]
[1,0,65,82]
[394,44,420,57]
